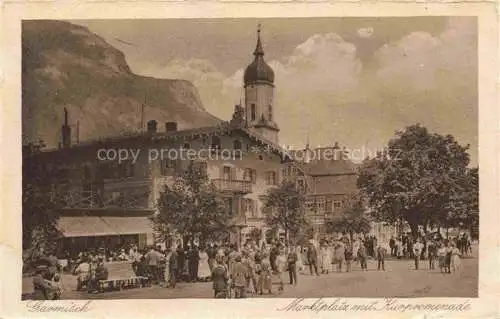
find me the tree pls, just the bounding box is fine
[357,124,476,238]
[262,180,308,244]
[22,140,62,258]
[152,162,235,246]
[325,192,371,243]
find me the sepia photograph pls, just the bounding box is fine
[21,17,479,301]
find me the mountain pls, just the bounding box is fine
[22,20,221,148]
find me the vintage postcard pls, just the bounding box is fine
[1,1,498,318]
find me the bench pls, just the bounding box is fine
[97,276,150,292]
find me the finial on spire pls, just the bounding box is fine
[254,23,264,57]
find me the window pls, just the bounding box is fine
[123,161,135,178]
[266,171,277,185]
[233,140,242,150]
[211,136,221,150]
[222,166,231,180]
[224,198,233,214]
[268,105,273,121]
[243,168,256,184]
[251,104,256,121]
[243,198,256,218]
[305,198,315,214]
[183,143,191,149]
[316,197,326,214]
[297,179,305,191]
[326,199,333,214]
[333,200,342,212]
[258,155,264,160]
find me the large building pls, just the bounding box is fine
[27,27,290,253]
[282,144,358,239]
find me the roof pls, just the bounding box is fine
[306,159,359,176]
[31,121,293,161]
[57,215,153,237]
[244,27,274,86]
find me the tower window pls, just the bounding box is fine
[211,136,221,150]
[251,104,256,121]
[233,140,242,150]
[268,105,273,121]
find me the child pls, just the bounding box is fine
[437,243,447,273]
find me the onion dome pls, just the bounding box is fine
[244,25,275,86]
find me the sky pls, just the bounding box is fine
[73,17,478,166]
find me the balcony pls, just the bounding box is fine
[213,179,252,194]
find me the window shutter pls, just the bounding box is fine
[252,169,257,184]
[253,200,258,217]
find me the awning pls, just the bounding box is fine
[58,216,154,238]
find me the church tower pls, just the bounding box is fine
[243,25,280,144]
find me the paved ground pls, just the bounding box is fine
[23,245,478,299]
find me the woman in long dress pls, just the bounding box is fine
[450,242,461,273]
[320,245,331,274]
[295,245,304,273]
[198,248,211,281]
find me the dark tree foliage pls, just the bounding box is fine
[357,124,478,238]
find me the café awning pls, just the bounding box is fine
[58,216,154,238]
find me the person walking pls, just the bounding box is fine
[212,257,229,298]
[269,243,279,272]
[198,247,211,281]
[231,255,248,298]
[413,239,424,270]
[427,240,437,270]
[320,244,331,274]
[450,242,462,273]
[357,243,368,271]
[344,243,353,272]
[437,242,447,273]
[145,246,161,284]
[389,236,396,256]
[334,241,346,273]
[287,245,298,286]
[275,249,287,292]
[176,245,185,282]
[307,243,319,276]
[376,244,387,271]
[167,247,178,288]
[259,254,273,295]
[207,244,217,273]
[187,245,200,282]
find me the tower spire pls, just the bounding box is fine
[254,23,264,57]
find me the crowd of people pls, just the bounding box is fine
[28,232,473,300]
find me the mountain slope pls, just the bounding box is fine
[22,20,221,147]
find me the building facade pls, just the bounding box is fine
[27,26,287,253]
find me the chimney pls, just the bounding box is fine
[61,107,71,148]
[147,120,158,133]
[165,121,178,132]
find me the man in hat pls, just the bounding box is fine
[231,255,248,298]
[32,265,60,300]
